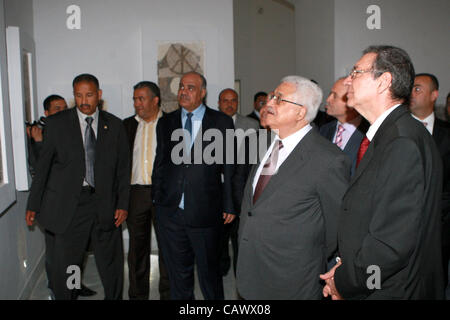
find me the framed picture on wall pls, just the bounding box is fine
[6,26,38,191]
[0,26,16,213]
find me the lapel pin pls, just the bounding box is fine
[104,125,108,130]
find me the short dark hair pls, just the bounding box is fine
[415,73,439,91]
[363,45,415,104]
[43,94,65,111]
[254,91,267,102]
[72,73,100,89]
[133,81,161,107]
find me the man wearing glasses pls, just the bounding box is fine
[246,91,267,127]
[236,76,350,299]
[321,46,445,300]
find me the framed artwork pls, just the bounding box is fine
[6,26,38,191]
[0,24,16,213]
[157,42,205,113]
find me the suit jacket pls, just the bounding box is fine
[335,105,444,299]
[235,113,259,132]
[27,107,130,234]
[123,112,164,178]
[319,118,369,176]
[246,111,260,125]
[433,118,450,246]
[152,106,235,227]
[236,128,350,299]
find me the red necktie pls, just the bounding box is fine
[253,140,283,204]
[356,136,370,168]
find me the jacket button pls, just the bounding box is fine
[248,212,252,217]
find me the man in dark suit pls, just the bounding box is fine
[122,81,170,300]
[236,76,350,299]
[217,88,259,277]
[246,91,267,125]
[152,72,235,300]
[409,73,450,296]
[321,46,444,300]
[26,73,130,300]
[320,77,369,176]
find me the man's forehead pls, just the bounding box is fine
[355,52,376,68]
[276,82,296,95]
[180,74,201,85]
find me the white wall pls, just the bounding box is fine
[294,0,334,109]
[234,0,296,115]
[335,0,450,110]
[33,0,235,119]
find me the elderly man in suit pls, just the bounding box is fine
[217,88,259,277]
[26,73,130,300]
[409,73,450,296]
[152,72,235,300]
[236,76,350,299]
[321,46,444,300]
[122,81,170,300]
[320,77,369,176]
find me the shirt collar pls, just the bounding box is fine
[275,124,313,154]
[135,109,163,123]
[76,107,99,122]
[366,104,401,141]
[181,103,206,120]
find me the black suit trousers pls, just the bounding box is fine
[52,188,124,300]
[127,185,170,300]
[155,207,224,300]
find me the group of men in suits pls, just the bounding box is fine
[25,45,448,300]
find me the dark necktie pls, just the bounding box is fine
[253,140,284,204]
[184,112,193,148]
[356,136,370,168]
[85,117,96,187]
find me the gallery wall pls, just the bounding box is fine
[33,0,235,119]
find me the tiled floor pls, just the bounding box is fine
[29,252,239,300]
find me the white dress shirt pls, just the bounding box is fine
[333,116,362,150]
[366,104,401,141]
[411,112,435,135]
[252,124,313,193]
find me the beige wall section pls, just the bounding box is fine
[234,0,296,116]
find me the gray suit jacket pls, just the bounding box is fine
[235,113,259,132]
[236,128,350,299]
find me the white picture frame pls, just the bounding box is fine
[0,23,17,213]
[6,26,38,191]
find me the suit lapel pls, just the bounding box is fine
[251,129,311,208]
[69,108,85,157]
[95,110,109,165]
[348,105,408,187]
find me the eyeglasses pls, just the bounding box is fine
[267,92,304,107]
[348,67,374,79]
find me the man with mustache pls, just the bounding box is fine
[236,76,350,299]
[26,73,130,299]
[152,72,235,299]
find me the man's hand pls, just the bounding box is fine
[114,209,128,227]
[319,259,343,300]
[31,126,43,142]
[26,210,36,226]
[223,212,236,224]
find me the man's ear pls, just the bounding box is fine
[431,89,439,103]
[44,110,49,117]
[377,72,392,95]
[98,89,103,100]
